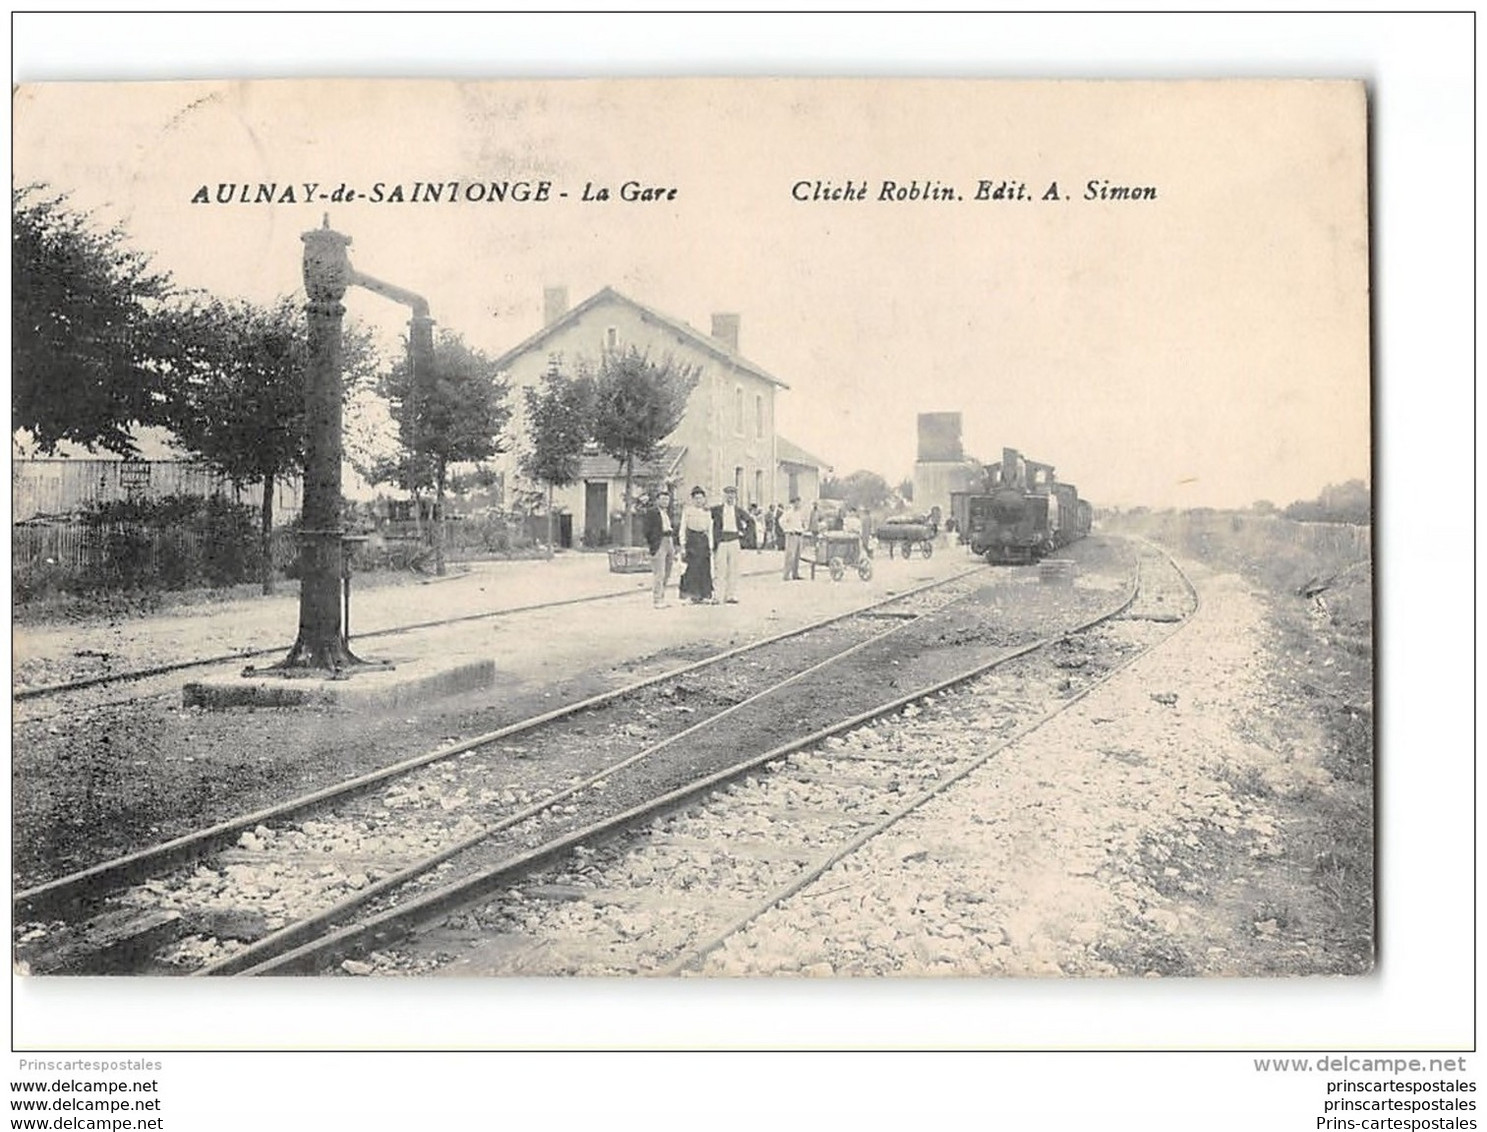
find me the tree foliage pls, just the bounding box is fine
[589,346,698,472]
[161,296,384,590]
[519,359,597,554]
[520,359,596,491]
[378,328,510,498]
[163,297,306,487]
[376,330,509,574]
[820,469,893,512]
[163,297,383,484]
[1284,479,1370,525]
[588,345,699,544]
[13,186,177,454]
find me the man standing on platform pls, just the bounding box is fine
[711,485,751,604]
[781,497,805,581]
[642,489,676,608]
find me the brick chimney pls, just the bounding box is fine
[711,312,740,353]
[543,286,569,327]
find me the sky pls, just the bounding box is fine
[15,62,1369,513]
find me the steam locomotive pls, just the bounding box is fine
[957,447,1092,565]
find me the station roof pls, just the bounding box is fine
[576,444,687,482]
[492,286,789,390]
[776,436,831,471]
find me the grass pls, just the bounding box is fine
[1109,510,1375,973]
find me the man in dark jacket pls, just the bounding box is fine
[642,490,676,608]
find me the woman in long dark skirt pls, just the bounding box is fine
[678,485,715,603]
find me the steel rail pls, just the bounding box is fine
[663,545,1199,974]
[196,577,986,975]
[12,564,792,702]
[15,565,983,918]
[232,556,1153,976]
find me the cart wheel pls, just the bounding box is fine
[829,556,845,582]
[901,542,914,560]
[857,558,873,581]
[922,540,934,558]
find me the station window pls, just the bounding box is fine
[605,326,618,350]
[755,394,764,438]
[734,386,744,435]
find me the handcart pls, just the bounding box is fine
[875,518,937,559]
[804,530,874,582]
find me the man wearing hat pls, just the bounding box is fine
[641,489,676,609]
[710,485,754,604]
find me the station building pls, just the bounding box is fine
[493,285,823,546]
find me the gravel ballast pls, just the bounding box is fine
[382,552,1368,978]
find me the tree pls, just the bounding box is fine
[162,296,384,592]
[13,186,176,454]
[343,375,403,493]
[588,346,699,547]
[519,359,596,556]
[820,469,892,513]
[1284,479,1370,525]
[381,329,510,573]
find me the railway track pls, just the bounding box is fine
[15,540,1195,977]
[11,563,791,713]
[13,563,990,973]
[306,540,1197,978]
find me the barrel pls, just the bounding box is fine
[877,522,932,541]
[1039,559,1076,585]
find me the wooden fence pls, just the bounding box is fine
[13,522,298,580]
[1212,514,1372,561]
[1104,511,1372,591]
[12,458,302,522]
[15,514,545,590]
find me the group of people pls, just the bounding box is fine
[642,490,870,604]
[642,485,756,607]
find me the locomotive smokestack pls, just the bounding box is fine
[1003,447,1022,488]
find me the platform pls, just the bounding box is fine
[174,545,972,711]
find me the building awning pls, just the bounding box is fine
[578,444,687,482]
[776,435,831,472]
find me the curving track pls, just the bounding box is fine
[312,539,1196,977]
[15,539,1197,977]
[226,540,1190,977]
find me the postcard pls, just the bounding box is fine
[12,79,1371,982]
